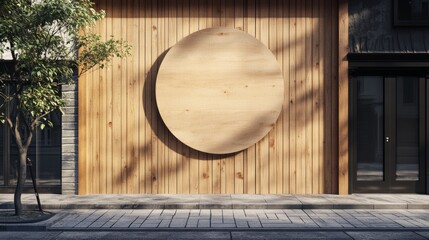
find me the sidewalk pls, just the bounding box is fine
[1,194,429,235]
[1,194,429,210]
[1,208,429,232]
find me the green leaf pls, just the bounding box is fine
[40,123,45,130]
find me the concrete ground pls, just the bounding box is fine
[1,194,429,210]
[1,194,429,239]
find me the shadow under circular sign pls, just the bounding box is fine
[156,27,284,154]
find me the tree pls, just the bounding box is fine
[0,0,130,216]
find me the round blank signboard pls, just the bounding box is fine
[156,27,284,154]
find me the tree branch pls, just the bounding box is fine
[31,111,50,129]
[8,38,17,61]
[14,115,24,150]
[5,116,13,129]
[24,127,33,149]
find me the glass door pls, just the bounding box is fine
[351,75,425,193]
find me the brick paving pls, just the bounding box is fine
[46,209,429,230]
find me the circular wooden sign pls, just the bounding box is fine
[156,27,284,154]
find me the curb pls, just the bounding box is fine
[1,203,428,210]
[0,225,47,231]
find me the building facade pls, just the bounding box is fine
[0,0,428,195]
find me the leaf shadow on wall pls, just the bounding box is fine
[91,0,341,194]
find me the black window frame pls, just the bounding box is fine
[394,0,429,27]
[348,53,428,194]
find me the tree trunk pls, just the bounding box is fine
[14,148,28,216]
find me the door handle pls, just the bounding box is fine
[385,137,390,143]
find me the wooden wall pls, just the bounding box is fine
[78,0,340,194]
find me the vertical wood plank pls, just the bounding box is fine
[219,0,227,194]
[296,0,302,194]
[105,0,113,194]
[120,0,128,193]
[171,1,183,193]
[139,0,147,194]
[224,0,235,194]
[206,0,214,194]
[304,0,313,194]
[338,0,349,195]
[87,62,93,194]
[211,0,222,194]
[259,0,269,194]
[234,0,244,194]
[92,1,100,194]
[246,0,256,194]
[197,0,210,194]
[297,0,307,194]
[167,0,178,194]
[99,0,107,194]
[111,1,122,194]
[151,0,159,193]
[318,0,326,194]
[282,0,290,194]
[128,0,140,193]
[181,0,191,194]
[331,0,339,194]
[143,0,153,194]
[175,0,183,194]
[289,0,297,194]
[157,0,166,194]
[312,0,320,194]
[254,0,261,194]
[324,0,333,194]
[275,0,284,194]
[268,0,277,194]
[189,0,199,194]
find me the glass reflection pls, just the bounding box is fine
[356,76,384,181]
[396,77,419,181]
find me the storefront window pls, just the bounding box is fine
[0,88,61,192]
[394,0,429,26]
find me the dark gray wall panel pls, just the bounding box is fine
[350,0,429,53]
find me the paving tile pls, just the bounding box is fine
[169,219,187,228]
[111,213,138,228]
[141,219,161,228]
[247,221,263,228]
[211,223,236,228]
[10,195,429,232]
[174,209,190,218]
[186,219,198,228]
[198,219,210,228]
[211,217,223,223]
[235,221,249,228]
[158,219,172,228]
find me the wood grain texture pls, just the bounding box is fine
[156,27,284,154]
[79,0,341,194]
[338,0,349,195]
